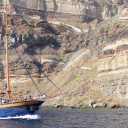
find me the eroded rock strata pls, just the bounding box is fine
[0,0,128,108]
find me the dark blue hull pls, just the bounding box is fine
[0,100,44,117]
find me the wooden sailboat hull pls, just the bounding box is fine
[0,100,44,117]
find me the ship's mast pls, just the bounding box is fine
[5,0,11,99]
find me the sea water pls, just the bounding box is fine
[0,108,128,128]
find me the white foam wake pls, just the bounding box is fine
[0,114,41,120]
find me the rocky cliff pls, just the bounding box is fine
[0,0,125,23]
[0,0,128,108]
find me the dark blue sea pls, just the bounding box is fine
[0,108,128,128]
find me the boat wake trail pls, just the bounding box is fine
[0,114,41,120]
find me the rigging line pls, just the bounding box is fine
[22,24,66,89]
[13,13,56,64]
[14,47,42,96]
[22,30,42,59]
[15,12,48,52]
[9,13,63,93]
[17,29,62,92]
[18,41,62,93]
[15,27,42,61]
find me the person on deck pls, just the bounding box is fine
[42,93,46,98]
[29,95,32,100]
[33,95,37,99]
[24,95,27,100]
[2,99,5,104]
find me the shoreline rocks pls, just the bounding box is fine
[42,102,122,109]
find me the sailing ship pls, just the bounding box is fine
[0,0,45,117]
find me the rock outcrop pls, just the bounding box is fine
[0,0,124,23]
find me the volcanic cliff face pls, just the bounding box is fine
[0,0,124,22]
[1,0,128,108]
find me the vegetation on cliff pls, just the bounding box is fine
[0,0,128,108]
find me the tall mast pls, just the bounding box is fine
[5,0,11,99]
